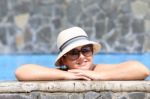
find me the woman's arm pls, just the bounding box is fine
[68,61,150,80]
[94,61,150,80]
[15,64,91,81]
[15,64,66,81]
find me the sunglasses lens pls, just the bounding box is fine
[67,49,79,60]
[81,45,93,57]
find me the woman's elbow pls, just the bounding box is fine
[15,65,31,81]
[15,69,22,81]
[132,61,150,77]
[15,67,25,81]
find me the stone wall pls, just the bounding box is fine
[0,0,150,54]
[0,81,150,99]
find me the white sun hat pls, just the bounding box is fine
[55,27,101,66]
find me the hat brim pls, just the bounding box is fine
[55,39,101,66]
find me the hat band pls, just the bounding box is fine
[59,36,88,52]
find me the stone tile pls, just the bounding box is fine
[128,92,146,99]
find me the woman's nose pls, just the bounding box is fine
[78,52,86,59]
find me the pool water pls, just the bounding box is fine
[0,53,150,81]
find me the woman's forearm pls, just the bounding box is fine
[95,61,150,80]
[103,61,149,80]
[15,64,66,81]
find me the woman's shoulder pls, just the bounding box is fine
[95,64,113,67]
[94,64,116,71]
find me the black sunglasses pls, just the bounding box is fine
[64,44,93,61]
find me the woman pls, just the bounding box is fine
[15,27,150,81]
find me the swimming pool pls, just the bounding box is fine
[0,53,150,81]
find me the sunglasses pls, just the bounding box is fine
[64,44,93,61]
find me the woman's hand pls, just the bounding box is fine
[63,71,92,81]
[68,69,101,80]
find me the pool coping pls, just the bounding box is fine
[0,81,150,93]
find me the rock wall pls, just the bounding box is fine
[0,81,150,99]
[0,0,150,54]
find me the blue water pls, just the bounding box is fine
[0,53,150,81]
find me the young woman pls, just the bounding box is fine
[15,27,150,81]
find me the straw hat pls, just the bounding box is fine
[55,27,101,66]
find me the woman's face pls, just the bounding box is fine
[62,44,93,70]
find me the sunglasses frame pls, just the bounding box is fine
[63,44,93,61]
